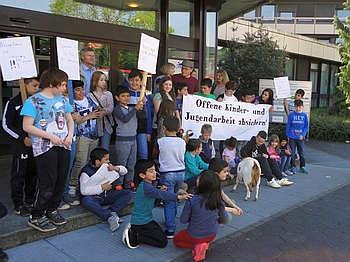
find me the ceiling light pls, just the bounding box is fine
[128,3,139,8]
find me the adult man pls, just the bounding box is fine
[172,60,199,94]
[79,47,96,94]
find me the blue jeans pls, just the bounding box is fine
[63,140,76,197]
[160,170,185,232]
[115,140,136,188]
[137,133,148,160]
[289,139,306,168]
[279,155,291,172]
[99,128,111,150]
[81,189,132,221]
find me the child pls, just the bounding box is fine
[253,88,274,112]
[199,124,216,164]
[122,159,191,249]
[174,82,188,121]
[127,69,152,160]
[114,85,147,190]
[69,81,101,197]
[208,158,243,216]
[240,89,255,103]
[153,115,186,238]
[195,78,216,100]
[156,99,175,139]
[216,81,238,102]
[266,134,284,176]
[184,139,209,188]
[79,148,132,232]
[279,133,294,176]
[286,100,309,174]
[284,88,305,116]
[222,136,238,175]
[2,76,39,216]
[87,71,115,150]
[173,170,228,262]
[21,68,74,232]
[241,131,293,189]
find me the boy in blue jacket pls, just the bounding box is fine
[286,100,309,174]
[122,159,191,249]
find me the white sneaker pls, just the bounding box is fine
[281,172,288,177]
[68,186,76,197]
[284,170,294,176]
[267,178,281,188]
[111,212,124,223]
[108,215,120,232]
[277,177,293,186]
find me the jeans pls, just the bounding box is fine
[280,155,291,172]
[289,139,306,168]
[115,140,137,188]
[137,133,148,160]
[160,170,185,232]
[99,128,111,150]
[81,189,132,221]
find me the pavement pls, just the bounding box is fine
[1,140,350,262]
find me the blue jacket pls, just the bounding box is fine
[286,111,309,140]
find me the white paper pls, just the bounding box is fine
[0,36,37,81]
[137,33,159,74]
[274,76,291,99]
[84,163,120,187]
[56,37,80,80]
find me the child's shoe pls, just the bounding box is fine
[110,212,124,223]
[164,230,174,239]
[300,167,309,174]
[122,223,139,249]
[108,214,120,232]
[267,178,281,189]
[28,215,56,232]
[284,170,294,176]
[68,186,76,197]
[14,205,30,217]
[277,177,293,186]
[63,195,80,206]
[281,171,288,177]
[58,201,70,211]
[192,243,209,262]
[46,210,67,226]
[290,166,297,174]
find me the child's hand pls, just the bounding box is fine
[284,149,291,155]
[217,97,223,102]
[178,193,193,201]
[226,206,243,216]
[228,173,235,180]
[262,153,269,159]
[71,112,80,121]
[107,165,120,172]
[160,185,167,191]
[24,137,32,147]
[50,134,63,146]
[63,135,73,147]
[298,135,304,140]
[101,181,112,191]
[135,100,144,110]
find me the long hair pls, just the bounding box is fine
[259,88,274,105]
[214,69,229,86]
[90,71,105,92]
[156,99,175,124]
[159,76,175,102]
[268,134,280,154]
[160,63,175,76]
[197,170,223,211]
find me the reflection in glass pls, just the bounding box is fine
[169,0,194,37]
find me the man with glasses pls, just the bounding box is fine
[172,60,199,94]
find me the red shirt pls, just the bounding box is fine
[172,74,199,94]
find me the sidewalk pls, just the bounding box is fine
[2,141,350,261]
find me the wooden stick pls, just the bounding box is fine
[140,71,148,101]
[19,78,27,104]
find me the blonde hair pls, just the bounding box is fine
[160,63,175,76]
[90,71,105,92]
[214,69,229,86]
[201,124,212,134]
[268,134,280,153]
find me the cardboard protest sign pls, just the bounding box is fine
[56,37,80,80]
[137,33,159,74]
[274,76,291,99]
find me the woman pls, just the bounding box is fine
[212,69,229,98]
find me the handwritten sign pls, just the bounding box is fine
[182,95,270,140]
[56,37,79,80]
[0,37,37,81]
[274,76,291,99]
[137,33,159,74]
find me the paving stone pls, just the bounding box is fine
[278,242,308,255]
[301,230,327,242]
[257,235,284,246]
[280,232,307,243]
[281,223,305,233]
[301,250,332,262]
[276,253,307,262]
[259,225,287,236]
[254,245,283,259]
[232,237,262,250]
[301,239,331,252]
[228,248,258,262]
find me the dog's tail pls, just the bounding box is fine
[250,163,261,187]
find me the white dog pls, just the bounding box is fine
[231,157,261,201]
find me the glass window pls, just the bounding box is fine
[169,1,194,37]
[285,58,296,80]
[261,5,275,20]
[337,10,350,22]
[243,10,256,21]
[320,63,329,95]
[336,38,344,46]
[205,10,217,80]
[310,63,318,93]
[330,65,339,95]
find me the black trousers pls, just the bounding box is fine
[255,156,283,182]
[132,220,168,248]
[31,147,70,218]
[10,142,37,207]
[0,202,7,219]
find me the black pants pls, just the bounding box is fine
[255,156,283,182]
[0,202,7,219]
[10,142,37,207]
[31,147,70,218]
[132,220,168,248]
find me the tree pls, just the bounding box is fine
[334,0,350,108]
[218,25,287,96]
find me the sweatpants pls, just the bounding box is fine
[132,220,168,248]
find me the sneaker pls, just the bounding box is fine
[277,177,294,186]
[110,212,124,223]
[68,186,76,197]
[122,223,139,249]
[164,230,174,239]
[300,167,309,174]
[266,178,281,189]
[14,205,30,217]
[24,199,35,208]
[58,201,70,211]
[63,195,80,206]
[28,216,56,232]
[46,210,67,225]
[108,214,120,232]
[281,171,288,177]
[0,248,9,262]
[193,243,209,262]
[290,167,296,174]
[284,170,294,176]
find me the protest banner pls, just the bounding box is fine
[182,95,270,140]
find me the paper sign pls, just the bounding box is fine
[274,76,291,99]
[0,37,37,81]
[83,163,120,187]
[56,37,80,80]
[137,33,159,74]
